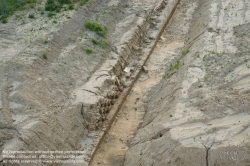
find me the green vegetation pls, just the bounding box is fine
[80,0,91,6]
[85,48,93,54]
[1,14,8,23]
[169,60,180,71]
[42,53,48,59]
[68,4,74,10]
[204,75,208,82]
[48,12,56,18]
[85,21,107,37]
[28,13,35,19]
[0,0,38,14]
[182,49,189,56]
[1,18,7,23]
[45,0,64,12]
[91,39,108,48]
[170,114,173,117]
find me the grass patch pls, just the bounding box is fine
[85,21,107,37]
[0,14,8,24]
[182,49,189,56]
[91,39,108,48]
[68,4,74,10]
[45,0,63,12]
[85,48,93,54]
[42,53,48,59]
[169,60,180,71]
[80,0,91,6]
[0,0,38,16]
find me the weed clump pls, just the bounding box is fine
[1,14,8,24]
[80,0,91,6]
[45,0,62,12]
[43,53,48,59]
[182,49,189,56]
[85,48,93,54]
[85,21,107,37]
[169,60,180,71]
[91,39,108,48]
[68,4,74,10]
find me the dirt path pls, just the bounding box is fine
[89,3,189,164]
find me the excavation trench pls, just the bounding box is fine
[89,1,183,165]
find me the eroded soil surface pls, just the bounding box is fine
[1,0,250,166]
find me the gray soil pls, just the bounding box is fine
[1,0,250,166]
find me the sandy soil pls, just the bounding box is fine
[125,0,250,165]
[1,0,250,165]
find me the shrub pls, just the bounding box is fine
[85,21,107,37]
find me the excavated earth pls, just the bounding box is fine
[1,0,250,166]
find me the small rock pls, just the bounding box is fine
[143,66,148,73]
[125,72,131,78]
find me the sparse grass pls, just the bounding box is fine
[182,49,189,56]
[42,53,48,59]
[91,39,108,48]
[85,21,107,37]
[84,48,93,54]
[169,60,180,71]
[204,75,208,82]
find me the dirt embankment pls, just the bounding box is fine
[0,0,138,163]
[125,0,250,165]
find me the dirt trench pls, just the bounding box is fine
[90,0,189,165]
